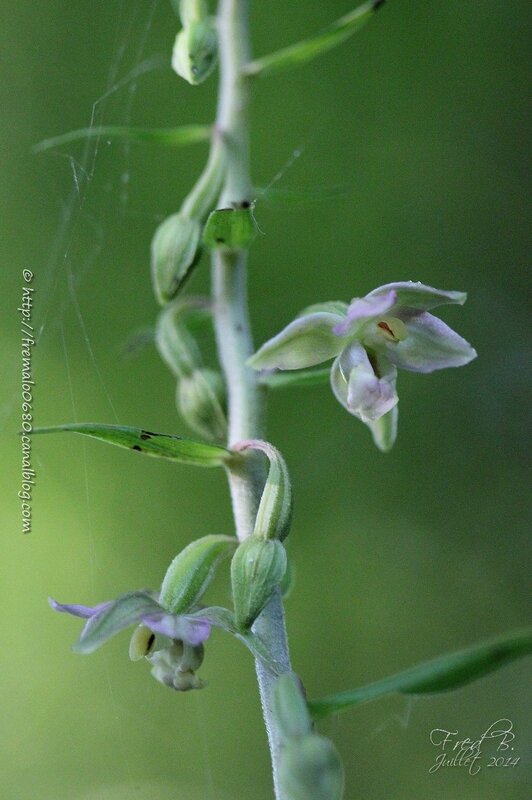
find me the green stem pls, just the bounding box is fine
[211,2,291,797]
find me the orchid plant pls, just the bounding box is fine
[35,2,531,798]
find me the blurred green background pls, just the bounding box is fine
[2,1,531,798]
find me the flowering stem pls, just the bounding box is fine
[211,1,291,796]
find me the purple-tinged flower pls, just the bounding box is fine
[50,589,211,691]
[249,282,477,451]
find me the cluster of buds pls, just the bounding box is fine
[151,140,225,306]
[156,296,227,441]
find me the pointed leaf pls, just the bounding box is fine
[308,629,532,719]
[159,535,237,614]
[33,124,211,153]
[32,423,231,466]
[234,440,292,542]
[244,1,385,78]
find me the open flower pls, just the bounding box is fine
[248,282,477,451]
[50,590,211,691]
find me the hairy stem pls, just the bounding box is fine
[211,1,291,796]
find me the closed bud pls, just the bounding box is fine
[177,367,227,442]
[278,734,345,800]
[231,535,287,630]
[155,298,207,378]
[159,534,236,614]
[151,213,201,306]
[172,19,218,85]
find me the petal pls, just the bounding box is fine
[49,598,111,619]
[331,344,398,422]
[248,313,345,371]
[386,312,477,373]
[333,290,397,336]
[367,282,467,312]
[141,612,211,646]
[366,406,398,452]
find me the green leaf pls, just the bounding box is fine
[308,629,532,720]
[260,366,331,389]
[32,423,231,466]
[159,535,237,614]
[187,606,283,675]
[244,1,385,79]
[273,672,313,740]
[33,124,211,153]
[203,205,258,250]
[234,440,292,542]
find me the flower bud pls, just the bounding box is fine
[155,298,207,378]
[151,213,201,306]
[231,535,287,630]
[159,534,237,615]
[177,367,227,442]
[278,734,345,800]
[172,19,218,85]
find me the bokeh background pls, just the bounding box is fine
[2,1,531,798]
